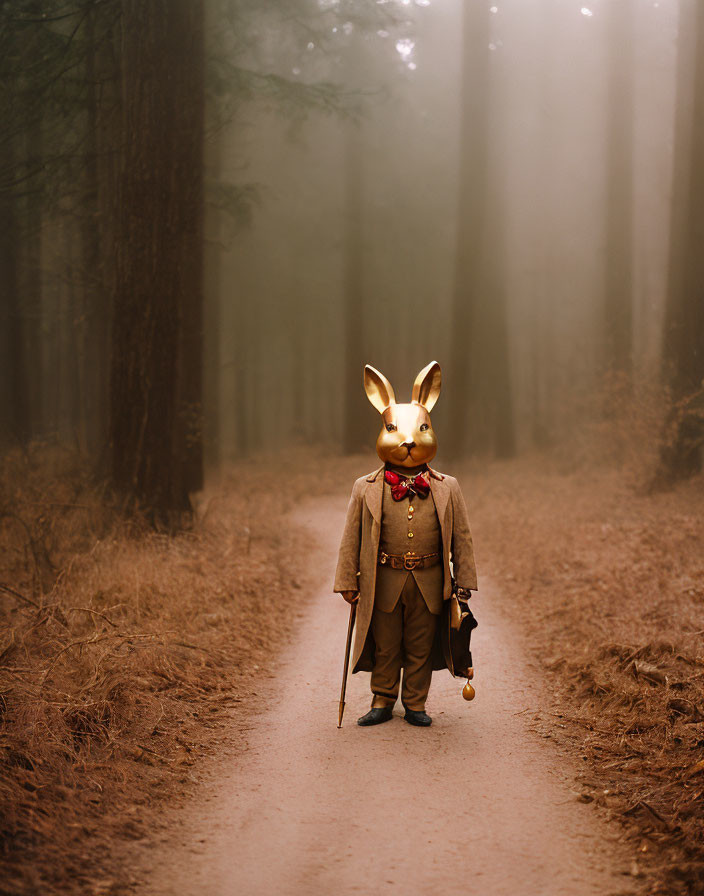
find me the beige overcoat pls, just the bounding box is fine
[333,465,478,674]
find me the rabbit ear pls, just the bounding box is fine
[364,365,397,413]
[412,361,442,411]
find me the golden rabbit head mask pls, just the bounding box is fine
[363,361,441,468]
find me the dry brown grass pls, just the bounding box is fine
[0,444,359,895]
[3,427,703,896]
[537,371,670,485]
[466,447,704,896]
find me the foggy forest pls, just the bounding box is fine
[1,1,703,894]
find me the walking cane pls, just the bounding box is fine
[337,601,357,728]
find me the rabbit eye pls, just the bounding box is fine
[420,423,429,432]
[385,422,397,432]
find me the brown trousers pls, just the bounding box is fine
[370,573,439,712]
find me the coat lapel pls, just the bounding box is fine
[364,465,384,524]
[429,468,450,549]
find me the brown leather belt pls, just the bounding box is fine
[378,550,440,571]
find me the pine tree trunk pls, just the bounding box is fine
[109,0,204,523]
[0,139,27,444]
[654,0,704,484]
[78,5,115,458]
[342,121,370,453]
[447,3,514,459]
[603,0,635,376]
[664,0,704,398]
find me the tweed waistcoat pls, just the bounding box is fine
[375,478,444,615]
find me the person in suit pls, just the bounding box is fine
[334,362,477,727]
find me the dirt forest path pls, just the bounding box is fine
[140,496,636,896]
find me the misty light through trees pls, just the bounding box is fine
[4,6,704,892]
[209,0,683,463]
[1,0,702,517]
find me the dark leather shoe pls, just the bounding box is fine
[357,707,393,726]
[404,709,432,727]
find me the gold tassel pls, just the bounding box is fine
[462,667,475,701]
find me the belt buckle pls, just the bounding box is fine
[403,551,418,570]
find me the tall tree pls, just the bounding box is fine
[109,0,204,522]
[0,0,119,450]
[663,0,704,399]
[0,138,26,444]
[0,5,61,445]
[447,2,514,458]
[603,0,635,376]
[342,118,370,453]
[656,0,704,482]
[76,4,119,456]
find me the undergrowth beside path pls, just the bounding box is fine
[1,444,702,896]
[0,446,355,895]
[467,456,704,896]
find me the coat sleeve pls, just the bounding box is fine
[333,479,364,593]
[450,480,478,592]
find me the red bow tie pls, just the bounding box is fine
[384,469,431,501]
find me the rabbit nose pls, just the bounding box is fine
[401,440,415,449]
